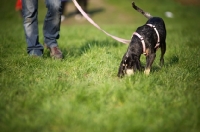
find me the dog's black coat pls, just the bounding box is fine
[118,2,166,77]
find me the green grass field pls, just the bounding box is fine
[0,0,200,131]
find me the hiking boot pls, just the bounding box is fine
[49,46,63,59]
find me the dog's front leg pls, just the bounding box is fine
[144,53,156,75]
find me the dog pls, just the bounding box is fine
[117,2,166,77]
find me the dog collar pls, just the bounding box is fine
[146,24,160,48]
[132,32,146,55]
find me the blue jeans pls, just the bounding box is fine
[22,0,62,55]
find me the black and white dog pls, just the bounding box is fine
[118,2,166,77]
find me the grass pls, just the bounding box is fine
[0,0,200,132]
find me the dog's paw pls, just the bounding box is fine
[126,69,134,76]
[144,69,150,75]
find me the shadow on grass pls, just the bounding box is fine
[61,39,124,58]
[134,54,180,74]
[61,41,179,74]
[150,55,179,73]
[165,55,179,67]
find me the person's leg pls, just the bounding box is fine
[44,0,63,59]
[43,0,62,48]
[22,0,43,56]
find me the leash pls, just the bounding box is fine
[131,24,160,55]
[72,0,131,44]
[146,24,160,48]
[132,32,146,55]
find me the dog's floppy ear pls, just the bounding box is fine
[117,54,129,77]
[118,60,126,77]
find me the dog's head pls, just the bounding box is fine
[118,54,141,77]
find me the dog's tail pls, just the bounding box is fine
[132,2,153,19]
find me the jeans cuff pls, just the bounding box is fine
[44,43,58,48]
[29,50,43,56]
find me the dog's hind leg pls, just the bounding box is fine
[160,41,166,66]
[144,53,156,75]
